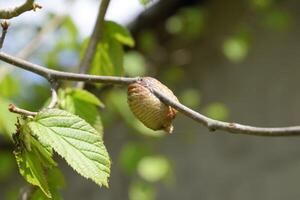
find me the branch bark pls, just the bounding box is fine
[152,89,300,136]
[0,51,138,85]
[1,51,300,137]
[0,0,41,19]
[78,0,110,74]
[8,104,37,116]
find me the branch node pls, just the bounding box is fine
[32,3,42,12]
[1,20,10,30]
[0,20,9,49]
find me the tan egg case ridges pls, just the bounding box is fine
[127,77,178,133]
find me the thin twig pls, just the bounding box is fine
[152,88,300,136]
[0,0,42,19]
[47,88,58,109]
[0,14,67,82]
[76,0,111,88]
[2,51,300,136]
[0,20,9,49]
[78,0,111,74]
[8,104,37,116]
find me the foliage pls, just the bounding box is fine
[0,0,295,199]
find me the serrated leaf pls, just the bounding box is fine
[59,88,104,135]
[31,168,65,200]
[31,137,56,167]
[24,109,111,187]
[14,149,51,198]
[105,21,135,47]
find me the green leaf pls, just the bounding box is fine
[63,88,104,107]
[31,168,65,200]
[89,39,124,76]
[31,137,56,167]
[124,51,147,76]
[0,97,18,137]
[0,74,19,98]
[24,109,111,187]
[59,88,104,135]
[14,149,51,198]
[108,39,124,75]
[81,21,134,76]
[105,21,135,47]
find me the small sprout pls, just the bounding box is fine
[1,20,10,30]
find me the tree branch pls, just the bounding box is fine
[152,89,300,136]
[8,104,37,117]
[0,0,42,19]
[78,0,110,74]
[0,51,138,84]
[2,51,300,136]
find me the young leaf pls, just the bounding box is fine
[63,88,104,107]
[24,109,111,187]
[0,97,18,137]
[0,74,19,98]
[81,21,134,76]
[14,149,51,198]
[59,88,104,135]
[89,40,124,76]
[105,21,135,47]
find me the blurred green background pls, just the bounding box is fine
[1,0,300,199]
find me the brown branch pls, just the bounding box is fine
[8,104,37,117]
[78,0,110,74]
[0,20,9,49]
[0,0,42,19]
[0,51,138,84]
[152,88,300,136]
[2,51,300,136]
